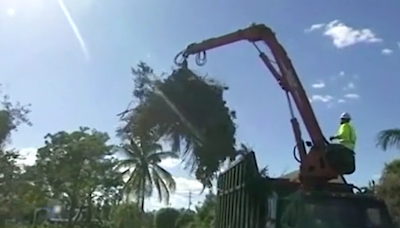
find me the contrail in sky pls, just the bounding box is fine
[57,0,90,60]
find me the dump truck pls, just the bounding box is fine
[174,23,395,228]
[215,151,393,228]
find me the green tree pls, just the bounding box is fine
[19,165,50,207]
[376,128,400,151]
[120,62,237,187]
[34,127,117,227]
[0,94,31,146]
[116,134,177,211]
[0,150,27,225]
[154,207,180,228]
[376,159,400,225]
[110,203,142,228]
[175,209,196,228]
[191,192,216,228]
[0,91,31,227]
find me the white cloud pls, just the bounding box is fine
[344,93,360,99]
[173,177,203,194]
[337,99,346,103]
[159,158,181,168]
[306,20,382,48]
[304,23,325,33]
[330,71,346,82]
[310,95,333,103]
[397,42,400,49]
[343,82,355,90]
[16,147,37,166]
[146,176,205,210]
[311,81,325,89]
[381,48,393,55]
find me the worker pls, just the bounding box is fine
[329,112,357,151]
[328,112,357,175]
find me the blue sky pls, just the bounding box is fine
[1,0,399,210]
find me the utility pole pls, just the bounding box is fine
[188,191,192,210]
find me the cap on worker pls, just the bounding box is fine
[340,112,351,120]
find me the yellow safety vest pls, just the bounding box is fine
[336,123,357,151]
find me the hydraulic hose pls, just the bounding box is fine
[293,144,301,163]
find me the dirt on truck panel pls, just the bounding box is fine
[215,152,394,228]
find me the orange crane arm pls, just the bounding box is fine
[174,23,327,165]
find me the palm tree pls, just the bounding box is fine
[116,135,177,211]
[376,128,400,151]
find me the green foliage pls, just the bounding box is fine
[33,127,122,226]
[154,207,180,228]
[175,209,195,228]
[109,203,142,228]
[376,128,400,151]
[0,90,31,227]
[191,193,216,228]
[0,150,29,222]
[376,159,400,226]
[0,87,179,227]
[121,62,237,187]
[0,94,31,146]
[375,127,400,225]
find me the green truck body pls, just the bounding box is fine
[215,152,394,228]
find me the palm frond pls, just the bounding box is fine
[118,144,139,159]
[114,159,139,171]
[151,168,171,204]
[123,168,141,197]
[123,166,153,201]
[119,168,132,180]
[128,137,143,155]
[170,131,182,152]
[153,164,176,192]
[143,165,154,198]
[376,128,400,151]
[139,140,162,155]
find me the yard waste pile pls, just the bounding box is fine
[129,65,237,187]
